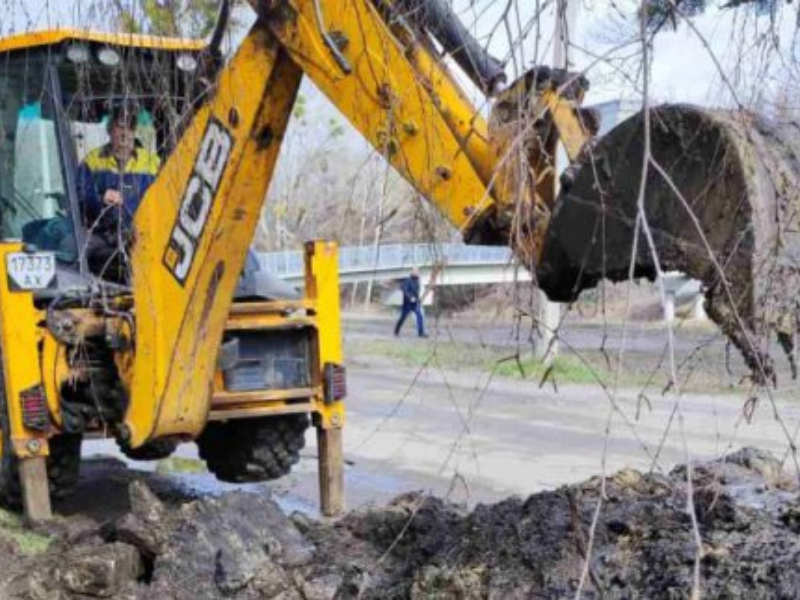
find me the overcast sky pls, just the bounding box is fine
[3,0,796,110]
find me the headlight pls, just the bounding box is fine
[176,53,198,73]
[65,44,90,64]
[97,47,122,67]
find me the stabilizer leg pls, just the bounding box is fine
[19,457,51,522]
[317,426,344,517]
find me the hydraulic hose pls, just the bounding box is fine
[392,0,506,95]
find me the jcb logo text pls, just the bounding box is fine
[164,119,233,284]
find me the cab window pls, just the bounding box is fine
[0,55,77,262]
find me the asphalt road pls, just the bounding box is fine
[317,358,798,504]
[74,315,800,517]
[345,312,728,354]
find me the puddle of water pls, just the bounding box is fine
[155,457,206,475]
[164,471,319,515]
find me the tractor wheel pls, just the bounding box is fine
[43,434,83,501]
[0,338,81,510]
[198,414,309,483]
[119,438,178,462]
[0,362,82,510]
[0,417,82,509]
[0,403,20,508]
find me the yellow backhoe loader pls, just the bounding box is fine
[0,0,793,521]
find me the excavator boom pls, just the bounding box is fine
[127,0,592,443]
[135,0,789,446]
[126,30,303,445]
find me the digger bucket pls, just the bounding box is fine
[537,104,800,380]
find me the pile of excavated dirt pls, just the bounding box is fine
[2,447,800,598]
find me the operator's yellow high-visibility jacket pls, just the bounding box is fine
[77,143,160,229]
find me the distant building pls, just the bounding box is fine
[589,99,640,136]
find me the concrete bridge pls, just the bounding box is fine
[256,243,531,287]
[256,244,703,321]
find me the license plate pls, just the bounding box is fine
[6,252,56,291]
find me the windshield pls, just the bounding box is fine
[0,54,77,262]
[59,45,201,165]
[0,43,205,277]
[71,110,158,165]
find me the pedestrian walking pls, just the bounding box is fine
[394,267,428,338]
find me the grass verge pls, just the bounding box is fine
[346,339,620,387]
[155,456,207,475]
[0,508,51,556]
[345,338,738,393]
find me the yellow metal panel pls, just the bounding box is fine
[540,90,590,163]
[264,0,498,234]
[212,387,319,406]
[209,403,316,421]
[305,241,342,365]
[224,314,316,331]
[0,244,49,460]
[0,29,205,55]
[228,299,315,315]
[125,26,302,447]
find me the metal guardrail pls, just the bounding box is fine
[256,243,515,278]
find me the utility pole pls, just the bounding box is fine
[536,0,578,364]
[553,0,578,69]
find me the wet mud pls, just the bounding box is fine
[2,447,800,598]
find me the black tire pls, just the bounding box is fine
[0,402,20,507]
[197,414,309,483]
[0,345,83,510]
[0,411,82,509]
[119,438,178,462]
[44,434,83,501]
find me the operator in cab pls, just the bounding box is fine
[77,105,160,279]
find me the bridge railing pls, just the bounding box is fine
[256,243,515,279]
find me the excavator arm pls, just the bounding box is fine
[130,0,794,445]
[255,0,591,260]
[125,31,303,445]
[124,0,592,445]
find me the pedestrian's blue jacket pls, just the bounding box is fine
[77,144,160,229]
[401,275,421,306]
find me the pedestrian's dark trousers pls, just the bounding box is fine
[395,302,425,336]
